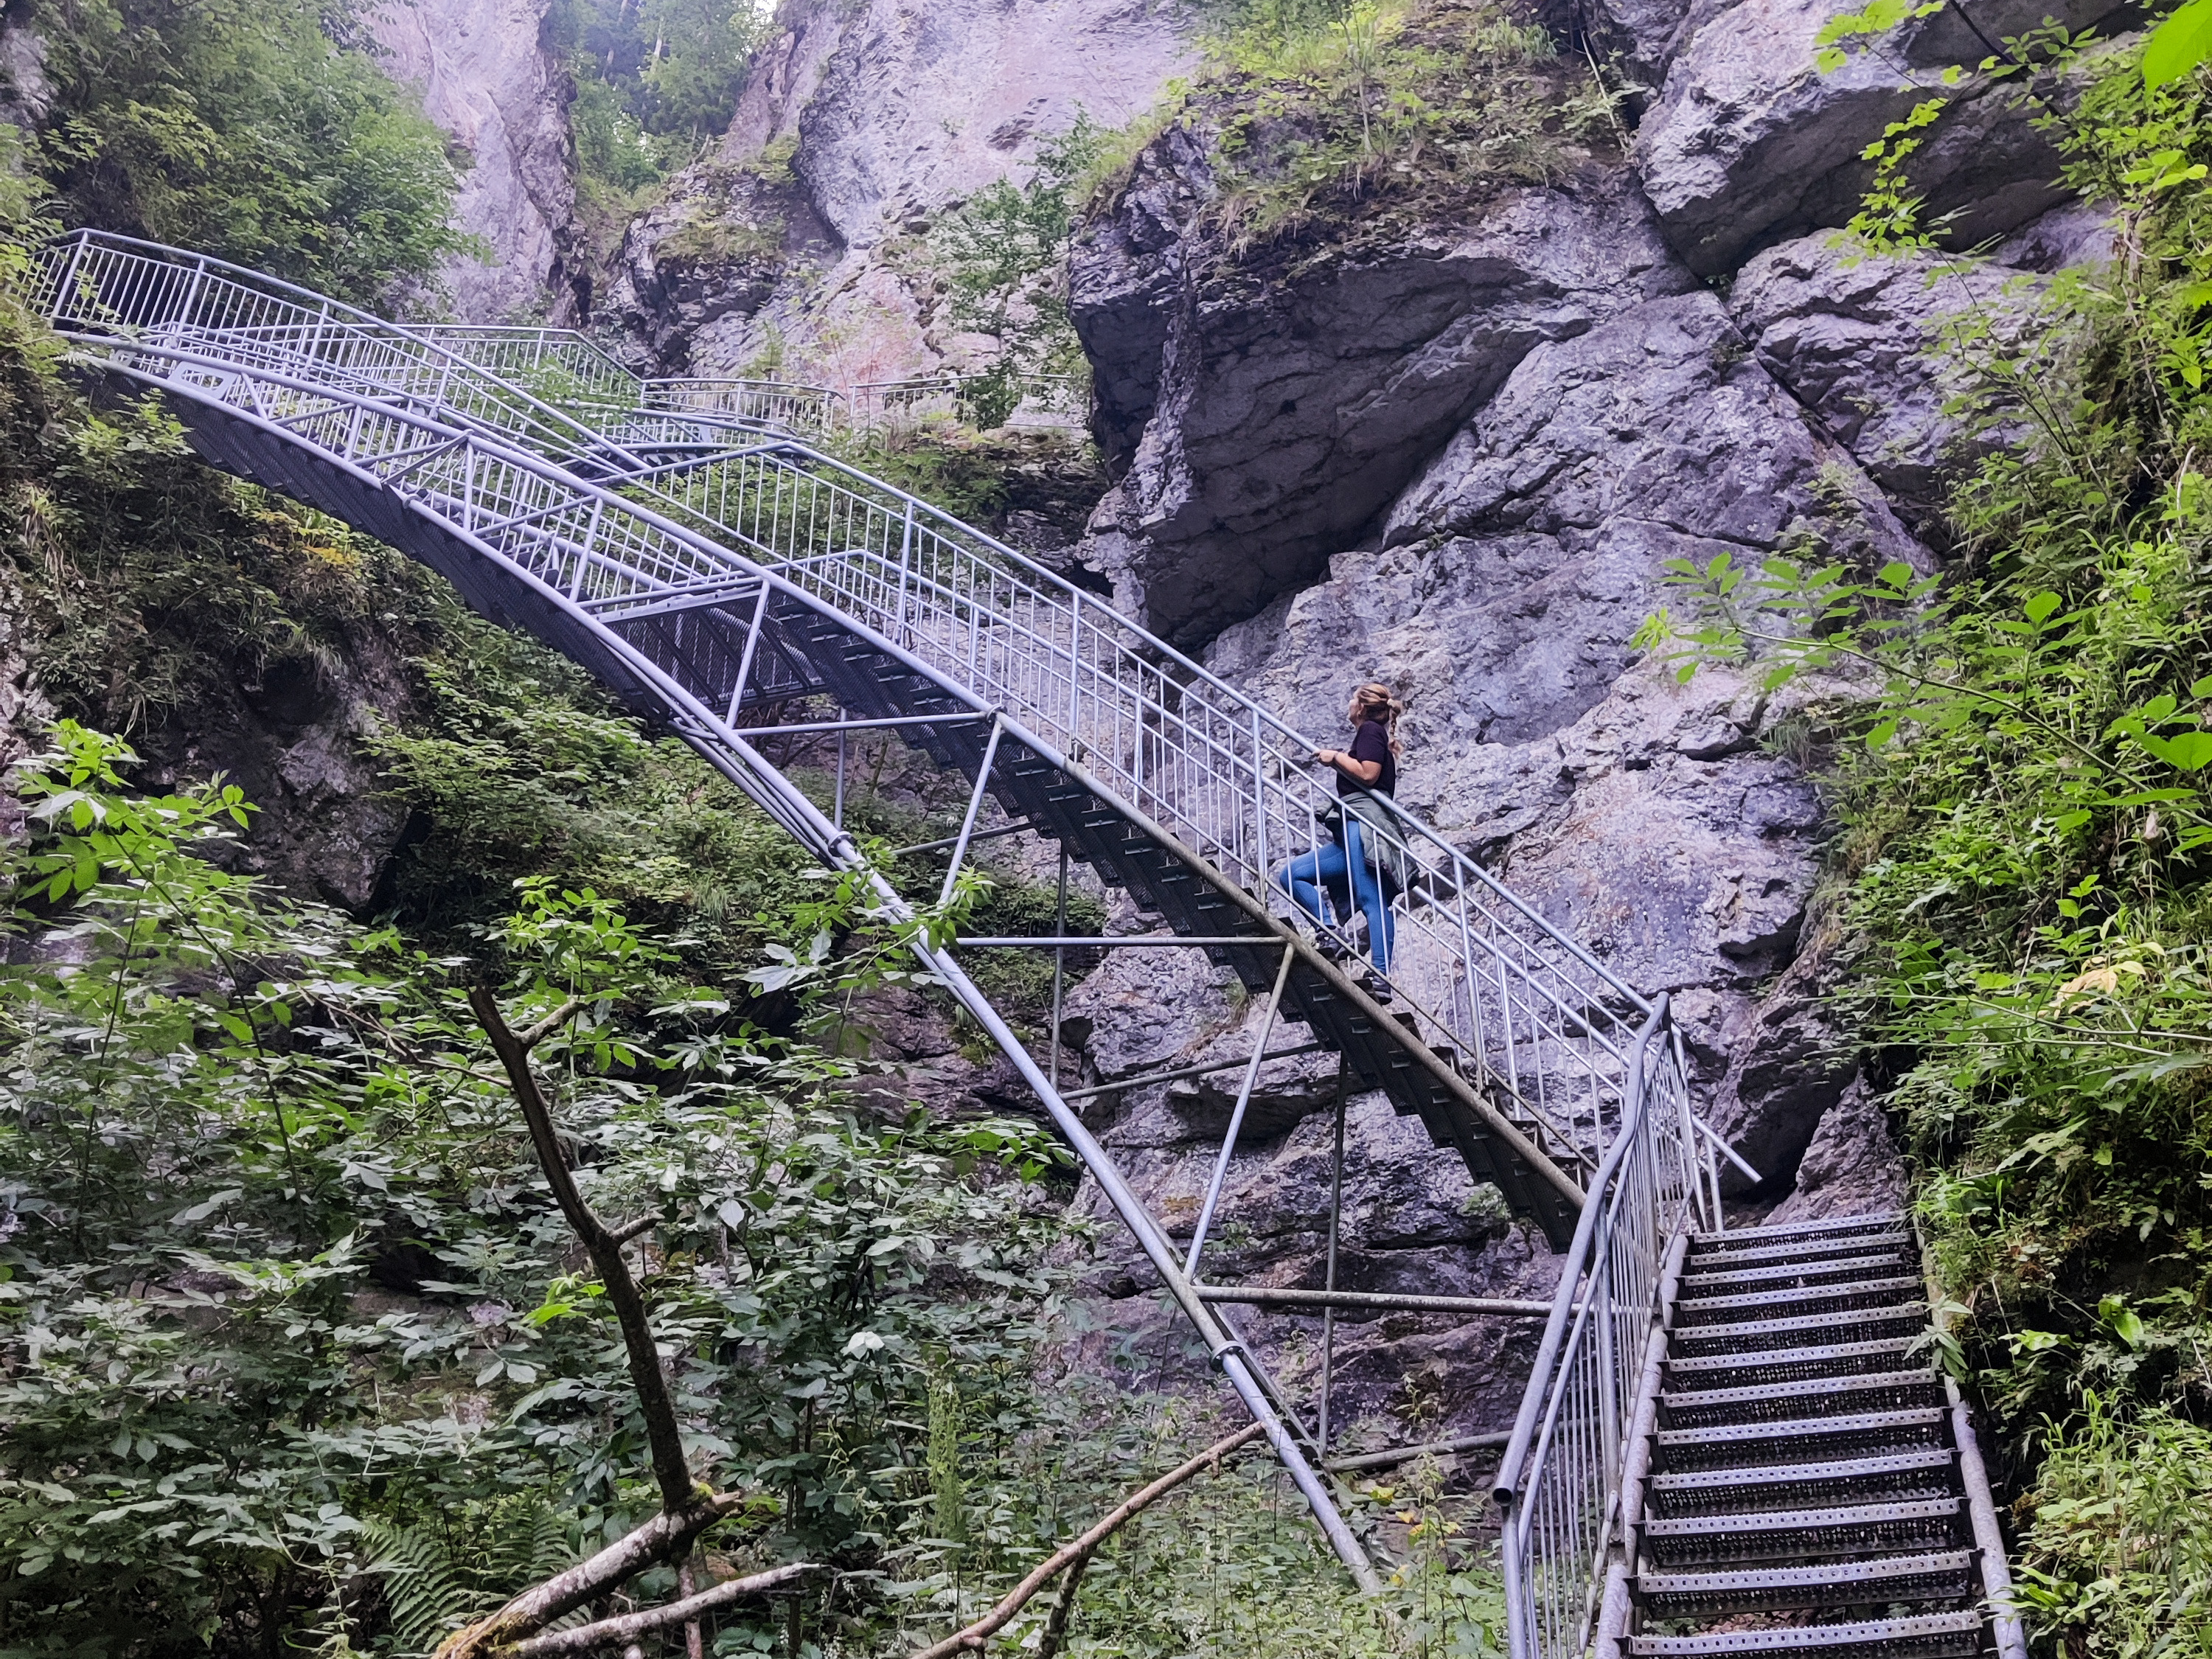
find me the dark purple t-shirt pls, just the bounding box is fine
[1339,719,1396,799]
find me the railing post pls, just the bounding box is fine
[48,234,88,325]
[176,256,208,335]
[1596,1241,1621,1515]
[893,498,916,639]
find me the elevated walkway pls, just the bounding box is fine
[28,231,2023,1646]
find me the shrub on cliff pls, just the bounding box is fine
[1084,0,1627,256]
[1644,29,2212,1653]
[28,0,470,306]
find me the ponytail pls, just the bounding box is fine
[1351,681,1406,757]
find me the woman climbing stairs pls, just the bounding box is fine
[1618,1211,2026,1659]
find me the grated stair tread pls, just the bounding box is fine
[1631,1550,1980,1618]
[1692,1212,1907,1250]
[1674,1276,1925,1324]
[1628,1611,1983,1658]
[1678,1230,1910,1270]
[1670,1307,1930,1357]
[1680,1255,1919,1294]
[1659,1367,1944,1428]
[1648,1448,1957,1517]
[1656,1409,1952,1475]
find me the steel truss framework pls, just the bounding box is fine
[34,229,1740,1624]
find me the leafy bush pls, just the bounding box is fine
[29,0,470,305]
[1085,0,1615,255]
[0,726,1076,1653]
[553,0,768,201]
[1641,34,2212,1655]
[928,116,1109,425]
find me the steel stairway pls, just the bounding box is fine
[29,232,2027,1649]
[32,228,1722,1592]
[1607,1212,2023,1659]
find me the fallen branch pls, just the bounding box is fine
[434,1494,750,1659]
[906,1422,1266,1659]
[495,1563,830,1657]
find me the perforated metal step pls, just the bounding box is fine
[1691,1212,1907,1251]
[1658,1366,1945,1430]
[1669,1307,1931,1360]
[1679,1253,1919,1295]
[1640,1495,1966,1568]
[1679,1228,1911,1271]
[1648,1447,1958,1517]
[1656,1408,1952,1473]
[1628,1610,1983,1659]
[1632,1549,1980,1618]
[1674,1276,1925,1326]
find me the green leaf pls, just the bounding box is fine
[2139,731,2212,771]
[2147,1,2212,90]
[2023,591,2061,624]
[2098,1295,2147,1349]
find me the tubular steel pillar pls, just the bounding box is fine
[1318,1054,1351,1457]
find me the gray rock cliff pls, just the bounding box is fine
[606,0,1192,379]
[371,0,586,321]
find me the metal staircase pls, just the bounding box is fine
[1496,1145,2028,1659]
[1612,1213,2027,1659]
[27,230,2022,1648]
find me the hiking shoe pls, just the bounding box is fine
[1360,970,1394,1004]
[1315,931,1350,963]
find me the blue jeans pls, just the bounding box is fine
[1274,820,1394,972]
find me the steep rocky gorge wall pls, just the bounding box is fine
[604,0,1193,378]
[0,0,2124,1458]
[369,0,588,323]
[1023,0,2135,1437]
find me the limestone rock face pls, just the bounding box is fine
[1763,1075,1910,1225]
[370,0,585,322]
[608,0,1191,380]
[1632,0,2126,275]
[1071,161,1697,645]
[1731,209,2111,526]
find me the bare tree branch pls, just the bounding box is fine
[517,993,591,1048]
[433,1493,752,1659]
[906,1422,1266,1659]
[1034,1550,1089,1659]
[468,984,695,1511]
[493,1563,830,1657]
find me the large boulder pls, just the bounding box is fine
[1633,0,2127,276]
[1071,156,1697,645]
[1731,206,2113,526]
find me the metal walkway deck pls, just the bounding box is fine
[28,230,2021,1649]
[1610,1214,2025,1659]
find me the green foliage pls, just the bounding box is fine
[0,353,451,740]
[29,0,471,305]
[553,0,768,198]
[929,116,1108,426]
[2011,1394,2212,1655]
[0,728,1077,1652]
[1644,41,2212,1655]
[1150,0,1601,256]
[2143,0,2212,88]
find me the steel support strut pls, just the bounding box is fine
[1186,945,1297,1276]
[664,731,1382,1592]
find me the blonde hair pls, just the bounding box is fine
[1350,681,1406,756]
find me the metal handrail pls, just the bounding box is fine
[845,370,1084,425]
[1493,996,1714,1659]
[32,228,1750,1614]
[32,226,1668,1174]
